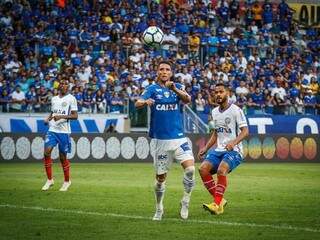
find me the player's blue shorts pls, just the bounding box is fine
[205,149,243,173]
[44,131,71,154]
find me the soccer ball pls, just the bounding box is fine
[142,26,164,47]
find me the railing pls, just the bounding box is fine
[183,105,209,134]
[0,98,130,115]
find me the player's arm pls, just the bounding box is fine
[198,131,217,160]
[225,126,249,151]
[225,107,249,151]
[165,81,191,104]
[135,86,154,109]
[53,97,78,121]
[53,110,78,121]
[44,112,53,124]
[135,98,154,108]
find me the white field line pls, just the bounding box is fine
[0,204,319,233]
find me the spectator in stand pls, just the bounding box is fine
[304,90,316,115]
[0,0,318,120]
[236,80,249,96]
[110,92,124,113]
[272,93,286,115]
[316,91,320,115]
[195,92,206,114]
[251,88,265,114]
[94,89,106,113]
[10,85,25,112]
[294,93,304,115]
[82,88,94,113]
[0,89,10,112]
[188,31,200,60]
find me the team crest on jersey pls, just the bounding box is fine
[62,101,67,107]
[164,91,170,98]
[225,117,231,125]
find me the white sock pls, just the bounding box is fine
[182,166,195,202]
[154,180,165,209]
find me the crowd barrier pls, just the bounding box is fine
[0,133,318,163]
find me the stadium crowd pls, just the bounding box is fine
[0,0,319,117]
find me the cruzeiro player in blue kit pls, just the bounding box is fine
[135,60,195,220]
[41,79,78,192]
[198,83,249,215]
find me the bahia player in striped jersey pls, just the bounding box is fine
[41,80,78,192]
[135,60,195,221]
[198,83,249,215]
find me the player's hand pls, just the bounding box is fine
[165,81,176,90]
[225,141,236,151]
[53,115,64,121]
[44,116,52,124]
[145,99,155,107]
[197,147,207,161]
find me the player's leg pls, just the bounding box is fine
[200,151,227,214]
[58,152,71,191]
[214,161,229,206]
[153,173,166,221]
[152,140,171,220]
[42,132,57,191]
[199,160,216,199]
[175,140,195,219]
[57,133,72,192]
[180,159,195,220]
[209,151,243,215]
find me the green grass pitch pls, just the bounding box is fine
[0,163,319,240]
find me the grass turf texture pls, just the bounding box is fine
[0,163,319,240]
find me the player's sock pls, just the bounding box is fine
[214,175,227,205]
[182,166,195,201]
[200,174,216,198]
[154,180,165,210]
[44,156,52,180]
[61,159,70,182]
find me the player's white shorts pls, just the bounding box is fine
[152,137,194,175]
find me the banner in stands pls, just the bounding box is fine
[0,133,318,163]
[246,115,320,134]
[1,114,319,134]
[288,0,320,27]
[198,114,320,134]
[0,114,127,133]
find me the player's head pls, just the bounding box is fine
[157,60,173,83]
[59,79,69,95]
[214,83,229,105]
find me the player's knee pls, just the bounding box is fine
[44,150,51,157]
[198,165,210,176]
[184,166,195,179]
[217,168,228,176]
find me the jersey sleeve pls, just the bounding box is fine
[235,107,248,128]
[140,85,153,100]
[70,96,78,111]
[175,83,185,91]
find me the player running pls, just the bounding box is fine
[198,83,249,215]
[41,79,78,192]
[135,60,195,220]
